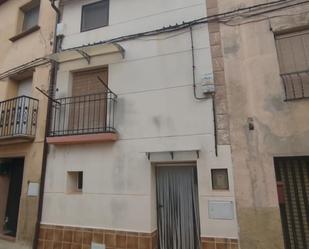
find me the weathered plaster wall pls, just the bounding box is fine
[42,28,239,239]
[42,0,239,241]
[0,0,55,247]
[0,142,44,243]
[216,1,309,248]
[0,0,54,72]
[0,65,51,246]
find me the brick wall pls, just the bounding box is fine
[38,225,157,249]
[201,237,239,249]
[38,225,239,249]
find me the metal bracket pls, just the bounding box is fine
[35,87,61,105]
[113,43,125,59]
[76,49,91,64]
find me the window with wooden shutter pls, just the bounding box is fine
[275,30,309,101]
[68,68,108,134]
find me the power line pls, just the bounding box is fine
[0,58,51,80]
[219,0,309,26]
[62,0,309,51]
[1,0,307,78]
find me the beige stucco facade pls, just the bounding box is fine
[37,0,241,249]
[0,0,55,248]
[214,0,309,248]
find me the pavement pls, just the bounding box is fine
[0,240,30,249]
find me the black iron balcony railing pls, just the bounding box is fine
[0,96,39,138]
[281,70,309,101]
[49,91,117,137]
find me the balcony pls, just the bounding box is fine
[281,70,309,101]
[0,96,39,144]
[47,91,118,145]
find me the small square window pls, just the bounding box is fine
[81,0,109,32]
[22,4,40,32]
[67,171,83,193]
[211,169,229,190]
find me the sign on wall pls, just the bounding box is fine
[27,182,40,197]
[208,201,234,220]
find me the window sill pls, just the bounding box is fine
[9,25,40,42]
[81,24,108,33]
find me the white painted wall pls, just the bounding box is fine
[42,0,238,239]
[60,0,207,49]
[17,78,32,97]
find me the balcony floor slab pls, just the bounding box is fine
[46,133,118,145]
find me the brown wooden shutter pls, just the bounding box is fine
[68,68,108,134]
[275,30,309,100]
[72,68,107,96]
[276,30,309,74]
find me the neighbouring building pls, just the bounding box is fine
[0,0,55,248]
[214,0,309,248]
[38,0,239,249]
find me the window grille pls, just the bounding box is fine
[275,30,309,101]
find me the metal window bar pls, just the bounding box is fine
[275,157,309,249]
[0,95,39,138]
[49,91,117,137]
[280,70,309,101]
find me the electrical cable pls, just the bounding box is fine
[219,0,309,26]
[61,0,309,52]
[0,58,51,80]
[1,0,308,79]
[189,26,208,101]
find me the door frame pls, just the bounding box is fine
[154,162,201,249]
[0,157,25,239]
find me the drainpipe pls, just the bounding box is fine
[189,25,218,156]
[50,0,61,23]
[32,1,61,249]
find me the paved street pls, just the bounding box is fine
[0,240,30,249]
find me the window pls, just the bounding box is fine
[77,172,83,191]
[68,68,108,135]
[211,169,229,190]
[81,0,109,32]
[9,2,40,42]
[67,171,83,193]
[276,30,309,101]
[21,3,40,32]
